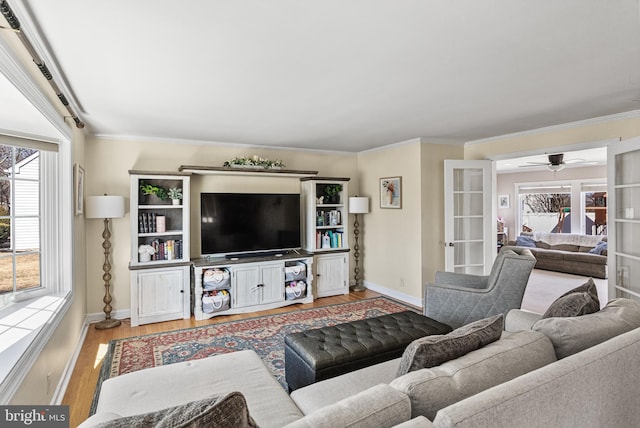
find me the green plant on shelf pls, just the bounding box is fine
[323,184,343,204]
[139,182,168,200]
[223,155,285,169]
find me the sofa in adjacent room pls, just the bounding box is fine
[505,231,608,278]
[82,297,640,428]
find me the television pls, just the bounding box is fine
[200,193,301,257]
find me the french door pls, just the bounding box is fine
[444,160,496,275]
[607,136,640,302]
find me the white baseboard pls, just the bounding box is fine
[364,280,423,309]
[86,308,131,324]
[52,320,89,404]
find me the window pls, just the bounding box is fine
[0,135,70,400]
[517,179,607,236]
[0,140,62,308]
[0,145,41,303]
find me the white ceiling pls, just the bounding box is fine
[3,0,640,152]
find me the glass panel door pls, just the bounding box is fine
[444,160,496,275]
[608,136,640,302]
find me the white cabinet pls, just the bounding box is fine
[315,252,349,297]
[131,265,190,326]
[233,262,284,307]
[129,171,191,326]
[192,255,314,320]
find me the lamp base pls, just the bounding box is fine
[351,285,367,292]
[94,318,122,330]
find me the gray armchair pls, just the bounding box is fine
[423,248,537,328]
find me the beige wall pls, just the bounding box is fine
[11,127,88,404]
[84,136,358,314]
[465,115,640,161]
[357,140,463,302]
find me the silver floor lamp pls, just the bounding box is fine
[86,195,125,329]
[349,196,370,292]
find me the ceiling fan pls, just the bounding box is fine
[520,153,587,172]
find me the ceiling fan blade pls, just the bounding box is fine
[564,158,586,164]
[519,163,548,167]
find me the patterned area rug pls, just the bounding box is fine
[92,297,415,413]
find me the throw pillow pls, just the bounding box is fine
[396,314,503,377]
[588,241,608,255]
[515,235,537,248]
[541,278,600,319]
[92,392,258,428]
[533,298,640,359]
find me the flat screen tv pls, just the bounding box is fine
[200,193,301,257]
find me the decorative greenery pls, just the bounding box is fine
[323,184,343,203]
[223,155,286,169]
[139,182,168,200]
[167,187,183,200]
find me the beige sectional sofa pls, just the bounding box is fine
[82,298,640,428]
[506,231,608,278]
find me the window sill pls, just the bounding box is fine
[0,291,72,402]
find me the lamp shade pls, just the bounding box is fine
[349,196,370,214]
[85,195,125,219]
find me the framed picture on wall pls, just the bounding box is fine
[74,163,85,215]
[499,194,509,209]
[380,176,402,209]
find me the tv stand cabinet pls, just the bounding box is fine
[192,252,314,320]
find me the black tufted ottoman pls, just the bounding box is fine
[284,311,452,391]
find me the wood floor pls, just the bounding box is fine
[62,289,383,428]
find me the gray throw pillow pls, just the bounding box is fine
[396,314,503,377]
[93,392,257,428]
[542,278,600,319]
[533,298,640,359]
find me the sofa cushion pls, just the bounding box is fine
[396,315,503,376]
[94,350,303,428]
[535,240,551,249]
[541,278,600,319]
[533,298,640,359]
[389,330,556,420]
[563,251,607,264]
[515,235,536,247]
[284,384,411,428]
[550,243,580,252]
[83,393,257,428]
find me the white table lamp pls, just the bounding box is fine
[86,195,126,329]
[349,196,370,292]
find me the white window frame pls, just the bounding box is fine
[515,178,607,235]
[0,32,74,402]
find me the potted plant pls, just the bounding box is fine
[168,187,183,205]
[323,184,343,204]
[139,182,168,203]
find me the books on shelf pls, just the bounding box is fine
[149,239,183,261]
[316,230,344,249]
[315,210,341,227]
[138,212,170,233]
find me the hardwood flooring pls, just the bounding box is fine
[62,289,382,427]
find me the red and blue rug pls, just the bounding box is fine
[92,297,415,413]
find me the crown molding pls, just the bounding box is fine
[466,109,640,147]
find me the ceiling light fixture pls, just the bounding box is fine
[547,164,565,172]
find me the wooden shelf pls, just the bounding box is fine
[178,165,318,177]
